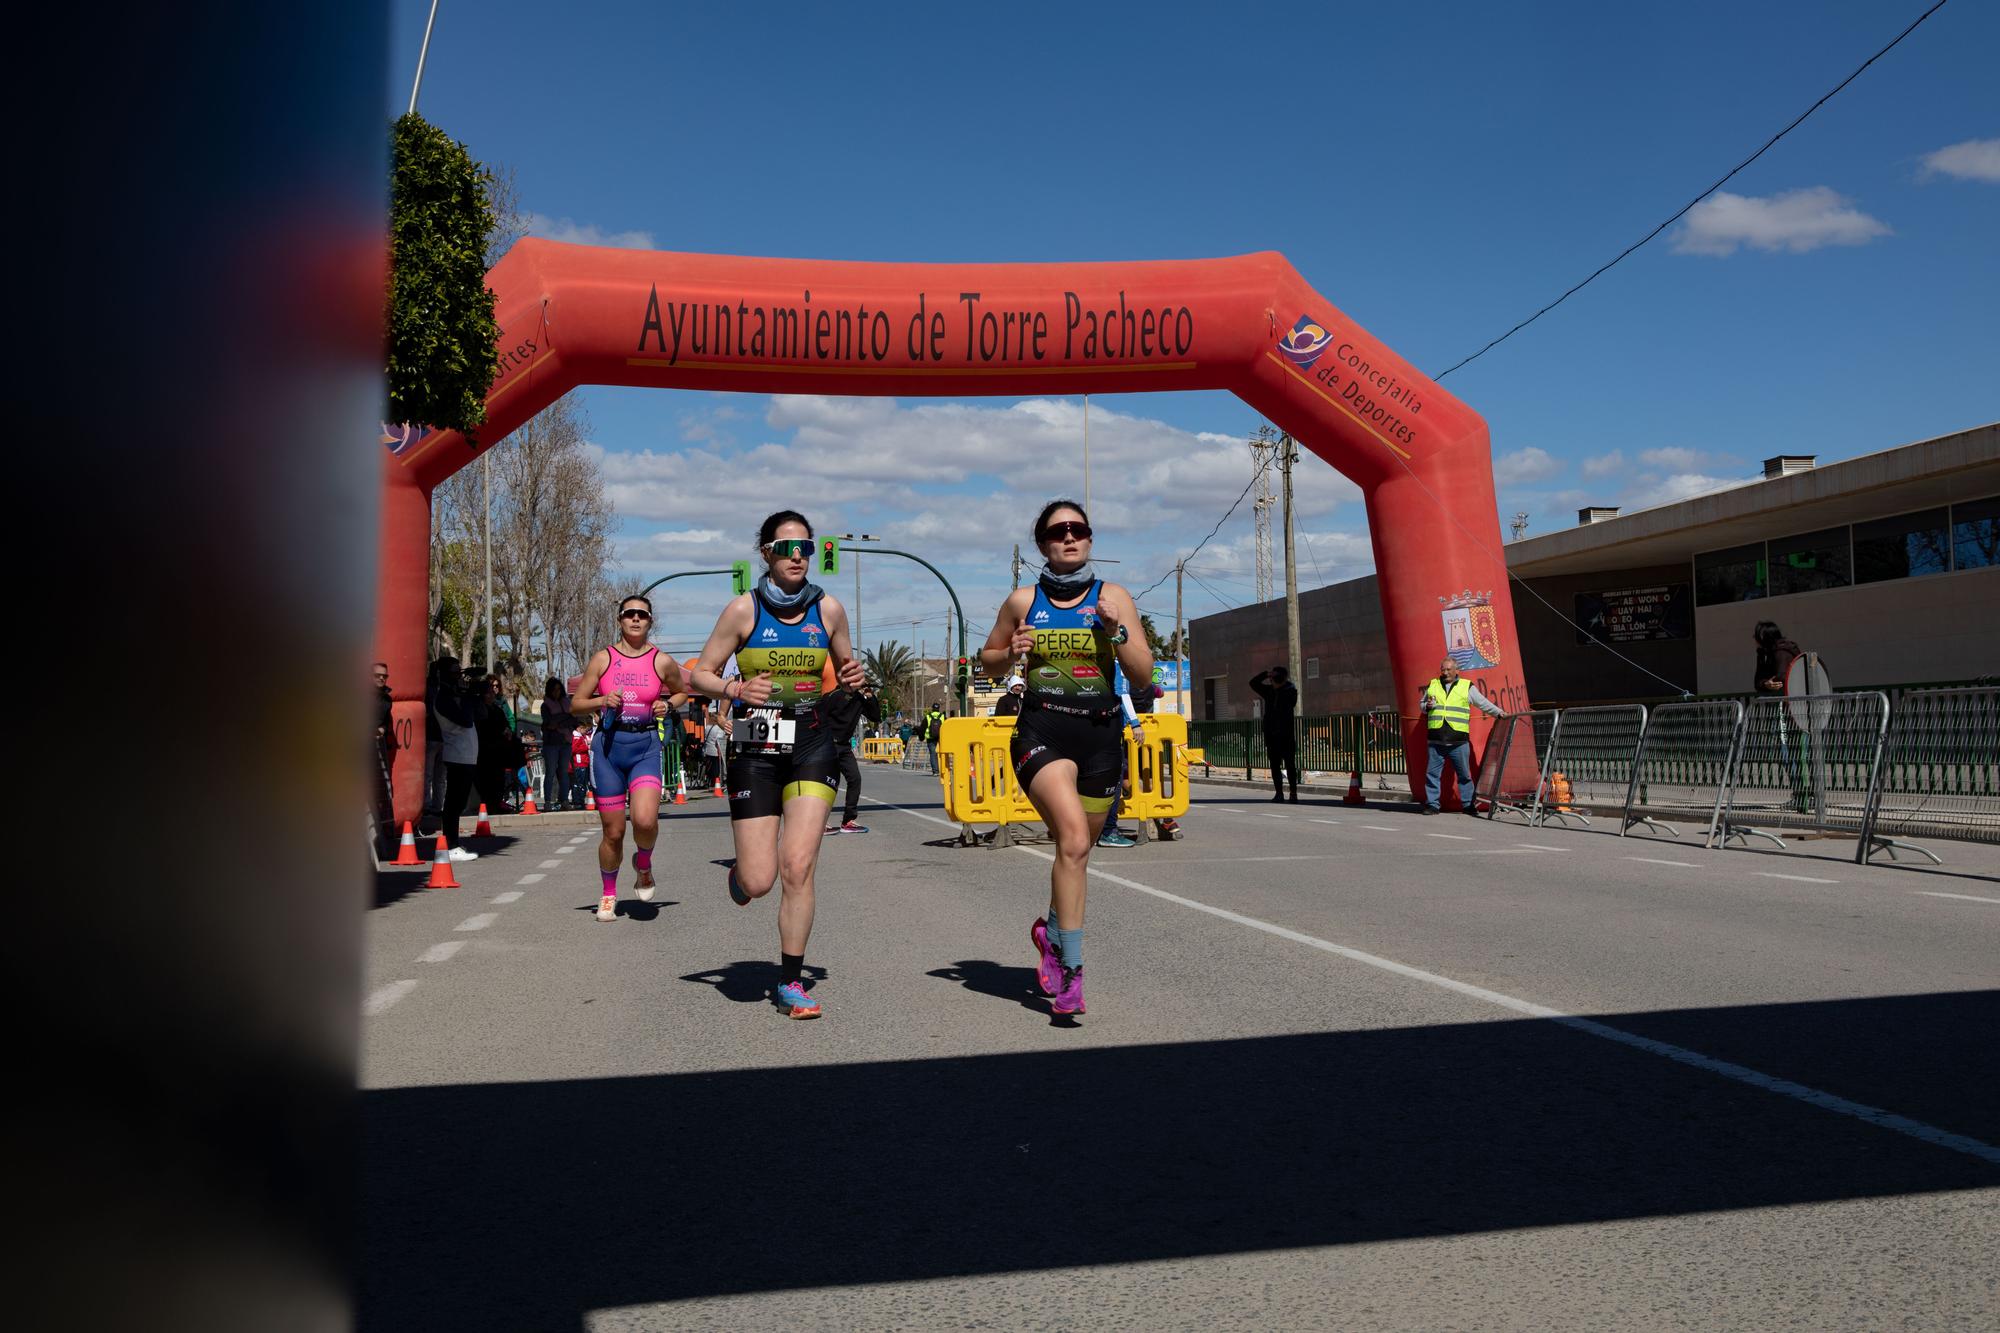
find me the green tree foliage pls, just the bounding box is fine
[861,641,918,715]
[388,113,499,434]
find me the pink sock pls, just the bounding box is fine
[600,869,617,898]
[633,848,652,872]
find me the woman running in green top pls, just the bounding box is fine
[980,499,1153,1018]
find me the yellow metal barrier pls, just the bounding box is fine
[859,737,905,764]
[937,713,1191,844]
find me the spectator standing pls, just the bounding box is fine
[923,705,945,773]
[994,675,1025,716]
[701,712,728,790]
[1248,665,1300,803]
[429,656,484,859]
[540,678,576,810]
[1752,621,1800,695]
[472,673,514,813]
[571,722,593,803]
[1418,655,1506,815]
[822,679,882,833]
[422,663,447,823]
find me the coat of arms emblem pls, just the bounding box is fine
[1439,590,1501,669]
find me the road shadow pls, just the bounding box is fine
[678,960,829,1006]
[569,899,678,922]
[371,869,430,910]
[360,989,2000,1331]
[925,958,1071,1026]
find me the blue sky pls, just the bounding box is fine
[392,1,1997,662]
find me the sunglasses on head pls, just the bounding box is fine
[619,608,652,621]
[1041,520,1092,542]
[762,538,812,559]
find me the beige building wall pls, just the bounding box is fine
[1695,565,2000,693]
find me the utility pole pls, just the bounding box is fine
[1082,395,1090,513]
[1281,433,1301,694]
[482,451,494,676]
[407,0,441,115]
[1011,543,1022,590]
[1249,425,1279,603]
[1174,559,1186,718]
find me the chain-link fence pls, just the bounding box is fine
[1857,686,2000,864]
[1477,710,1560,823]
[1718,693,1890,849]
[1620,700,1742,844]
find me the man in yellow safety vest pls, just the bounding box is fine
[1419,656,1506,815]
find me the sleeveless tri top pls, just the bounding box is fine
[601,645,664,725]
[1023,579,1117,712]
[733,591,831,710]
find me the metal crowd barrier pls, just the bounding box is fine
[1856,686,2000,864]
[936,714,1191,847]
[1717,693,1890,851]
[1619,700,1743,844]
[1477,710,1561,824]
[859,737,905,764]
[1537,704,1647,829]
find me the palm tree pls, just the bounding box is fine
[862,640,918,713]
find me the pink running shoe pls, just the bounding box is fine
[1050,965,1085,1016]
[1029,918,1063,996]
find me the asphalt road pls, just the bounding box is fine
[362,766,1999,1332]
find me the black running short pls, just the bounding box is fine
[1010,701,1123,813]
[726,709,839,821]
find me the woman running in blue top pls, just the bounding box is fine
[686,511,866,1018]
[980,499,1153,1018]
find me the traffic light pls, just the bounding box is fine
[818,537,840,576]
[955,656,972,688]
[730,560,752,595]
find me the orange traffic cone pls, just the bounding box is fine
[1342,770,1364,806]
[673,768,687,805]
[474,804,494,837]
[390,821,422,865]
[521,790,538,816]
[425,835,460,889]
[712,776,725,799]
[585,789,596,811]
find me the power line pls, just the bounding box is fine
[1133,453,1274,602]
[1433,0,1951,381]
[1183,568,1239,611]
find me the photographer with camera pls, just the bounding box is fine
[1248,664,1300,803]
[427,656,487,861]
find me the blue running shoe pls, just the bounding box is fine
[726,869,750,905]
[1097,829,1136,848]
[775,980,821,1019]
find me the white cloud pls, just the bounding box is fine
[1580,450,1623,479]
[524,212,657,250]
[1918,137,2000,184]
[1624,472,1755,512]
[1638,446,1707,471]
[1493,446,1559,486]
[1671,187,1891,256]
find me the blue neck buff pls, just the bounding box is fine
[1038,561,1096,598]
[756,574,823,612]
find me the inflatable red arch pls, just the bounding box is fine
[379,240,1525,821]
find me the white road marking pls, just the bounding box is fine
[1311,819,1343,825]
[454,913,497,931]
[1121,855,1337,864]
[1361,825,1397,832]
[364,980,418,1015]
[418,941,465,963]
[556,845,577,854]
[517,873,545,885]
[1261,813,1290,819]
[1516,844,1568,852]
[568,835,591,843]
[1426,833,1474,841]
[1628,857,1699,868]
[539,860,563,869]
[1005,845,2000,1168]
[1915,890,2000,905]
[1417,848,1551,856]
[490,891,523,904]
[1756,872,1838,884]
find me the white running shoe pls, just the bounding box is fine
[595,895,617,922]
[634,868,656,902]
[447,846,479,862]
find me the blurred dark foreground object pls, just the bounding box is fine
[16,7,386,1330]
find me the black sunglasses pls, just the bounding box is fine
[1040,520,1092,542]
[619,608,652,621]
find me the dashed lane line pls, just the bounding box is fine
[865,792,2000,1168]
[1426,833,1474,841]
[364,980,418,1016]
[1311,819,1343,825]
[539,860,563,869]
[1516,844,1569,852]
[418,941,466,964]
[1261,813,1290,819]
[517,873,545,885]
[1915,890,2000,905]
[454,914,497,931]
[1756,872,1838,885]
[490,891,523,904]
[1361,825,1398,832]
[556,846,577,854]
[1628,857,1700,868]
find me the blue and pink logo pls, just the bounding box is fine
[1277,315,1334,369]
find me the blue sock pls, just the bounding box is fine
[1043,919,1065,956]
[1057,925,1083,970]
